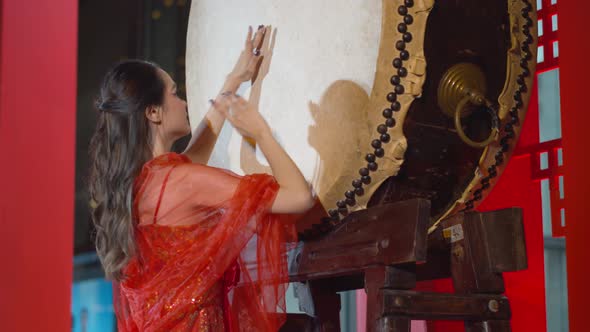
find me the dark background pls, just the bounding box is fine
[74,0,192,278]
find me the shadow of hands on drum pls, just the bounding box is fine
[296,81,372,231]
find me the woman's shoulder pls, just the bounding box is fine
[145,152,233,173]
[137,152,243,191]
[172,157,242,179]
[134,152,192,190]
[146,152,191,167]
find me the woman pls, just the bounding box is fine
[88,26,314,331]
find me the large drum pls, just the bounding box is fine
[186,0,538,239]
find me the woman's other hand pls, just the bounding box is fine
[228,25,266,83]
[216,94,271,141]
[218,93,314,214]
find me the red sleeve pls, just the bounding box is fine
[135,162,277,226]
[117,160,296,331]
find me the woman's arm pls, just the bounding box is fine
[217,95,315,214]
[256,130,315,214]
[181,76,241,164]
[182,26,266,164]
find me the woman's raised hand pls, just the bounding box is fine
[228,25,266,83]
[216,93,314,214]
[216,94,271,141]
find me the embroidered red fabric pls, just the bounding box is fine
[113,152,297,331]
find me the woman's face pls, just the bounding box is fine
[158,69,190,141]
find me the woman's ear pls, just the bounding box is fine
[145,105,163,124]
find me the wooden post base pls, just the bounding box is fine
[364,208,525,331]
[283,200,527,332]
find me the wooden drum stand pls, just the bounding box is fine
[281,199,527,332]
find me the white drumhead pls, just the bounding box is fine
[186,0,382,190]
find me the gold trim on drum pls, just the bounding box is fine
[303,0,435,240]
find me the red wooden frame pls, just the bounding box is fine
[0,0,78,330]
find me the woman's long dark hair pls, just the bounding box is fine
[88,60,165,281]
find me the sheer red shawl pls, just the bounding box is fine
[113,152,297,331]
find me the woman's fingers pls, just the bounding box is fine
[245,59,259,78]
[244,26,253,51]
[245,25,265,54]
[212,94,232,115]
[252,26,266,51]
[230,94,248,108]
[217,94,245,116]
[218,95,266,139]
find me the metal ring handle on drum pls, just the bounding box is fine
[454,95,500,149]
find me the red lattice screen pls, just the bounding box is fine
[514,0,564,237]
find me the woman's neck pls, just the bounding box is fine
[151,138,173,158]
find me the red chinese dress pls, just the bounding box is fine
[113,152,297,331]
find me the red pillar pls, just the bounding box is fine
[559,2,590,332]
[0,0,78,330]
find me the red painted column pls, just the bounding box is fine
[0,0,78,330]
[559,2,590,332]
